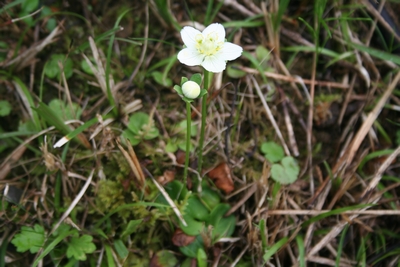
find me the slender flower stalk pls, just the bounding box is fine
[183,101,192,185]
[197,70,210,173]
[177,23,242,178]
[174,75,205,186]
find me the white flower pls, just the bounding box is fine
[181,80,201,99]
[177,23,243,73]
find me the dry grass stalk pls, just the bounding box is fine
[49,169,94,235]
[251,75,290,156]
[5,25,61,70]
[241,66,350,89]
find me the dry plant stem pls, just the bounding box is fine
[198,70,211,173]
[240,66,349,89]
[266,209,400,216]
[345,71,400,166]
[361,145,400,199]
[183,101,191,186]
[307,46,317,196]
[363,0,400,43]
[49,169,94,236]
[116,138,145,187]
[251,75,290,156]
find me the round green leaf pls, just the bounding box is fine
[185,195,209,221]
[270,156,299,184]
[260,141,284,163]
[0,100,12,116]
[179,214,204,236]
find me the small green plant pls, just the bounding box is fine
[11,224,45,253]
[176,23,243,173]
[11,223,96,265]
[174,73,206,184]
[0,100,11,117]
[44,54,74,80]
[260,141,299,184]
[122,112,160,145]
[155,180,236,263]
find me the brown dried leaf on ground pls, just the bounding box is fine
[157,170,175,185]
[207,162,234,194]
[171,228,196,247]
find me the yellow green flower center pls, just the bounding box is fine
[195,33,223,56]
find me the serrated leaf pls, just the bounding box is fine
[11,224,45,253]
[270,156,299,184]
[261,141,285,163]
[66,235,96,261]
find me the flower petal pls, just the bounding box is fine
[180,26,202,47]
[202,23,225,42]
[219,42,243,61]
[201,55,226,73]
[177,48,204,66]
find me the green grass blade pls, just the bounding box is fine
[302,204,372,227]
[34,102,72,135]
[32,230,77,267]
[336,224,349,266]
[105,244,116,267]
[350,42,400,65]
[263,237,288,262]
[9,75,41,131]
[295,235,306,267]
[274,0,290,31]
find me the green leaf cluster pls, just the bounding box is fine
[44,54,74,80]
[122,112,160,146]
[155,180,236,260]
[11,223,96,263]
[260,141,299,184]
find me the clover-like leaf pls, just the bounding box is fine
[44,54,73,79]
[66,235,96,261]
[270,156,299,185]
[260,141,285,163]
[11,224,45,253]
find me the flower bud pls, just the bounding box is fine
[181,81,200,99]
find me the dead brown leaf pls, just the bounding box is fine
[207,162,234,194]
[157,170,176,185]
[171,228,196,247]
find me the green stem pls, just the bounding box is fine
[184,101,192,186]
[198,70,210,173]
